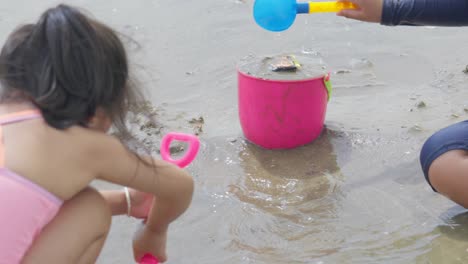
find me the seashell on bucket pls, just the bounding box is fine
[237,54,332,149]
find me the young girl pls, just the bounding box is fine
[337,0,468,208]
[0,4,194,263]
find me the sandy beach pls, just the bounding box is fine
[3,0,468,263]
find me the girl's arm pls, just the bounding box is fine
[337,0,468,26]
[100,190,127,215]
[382,0,468,26]
[92,136,194,229]
[87,133,194,262]
[100,189,153,218]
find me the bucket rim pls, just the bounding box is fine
[237,67,328,84]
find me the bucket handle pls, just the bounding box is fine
[323,73,332,102]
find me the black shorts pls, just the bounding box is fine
[420,121,468,192]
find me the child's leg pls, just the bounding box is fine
[420,120,468,207]
[22,187,112,263]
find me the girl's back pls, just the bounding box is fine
[0,106,101,262]
[0,106,98,198]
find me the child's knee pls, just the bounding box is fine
[420,121,468,192]
[420,132,442,191]
[76,187,112,233]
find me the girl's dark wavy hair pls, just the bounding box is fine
[0,4,140,138]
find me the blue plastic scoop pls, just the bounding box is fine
[253,0,357,32]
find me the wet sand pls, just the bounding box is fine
[3,0,468,263]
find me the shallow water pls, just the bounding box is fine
[4,0,468,263]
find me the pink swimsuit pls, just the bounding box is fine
[0,110,63,263]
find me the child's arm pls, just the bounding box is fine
[89,134,194,262]
[338,0,468,26]
[382,0,468,26]
[100,189,153,218]
[100,190,128,215]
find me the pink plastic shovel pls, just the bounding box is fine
[139,132,200,264]
[140,253,160,264]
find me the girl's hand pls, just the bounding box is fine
[133,223,168,263]
[129,189,153,219]
[336,0,383,23]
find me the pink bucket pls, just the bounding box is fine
[238,70,331,149]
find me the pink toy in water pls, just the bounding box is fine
[160,132,200,168]
[238,69,332,149]
[139,132,200,264]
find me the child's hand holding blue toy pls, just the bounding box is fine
[253,0,358,31]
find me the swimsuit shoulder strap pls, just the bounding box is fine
[0,109,42,167]
[0,109,42,125]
